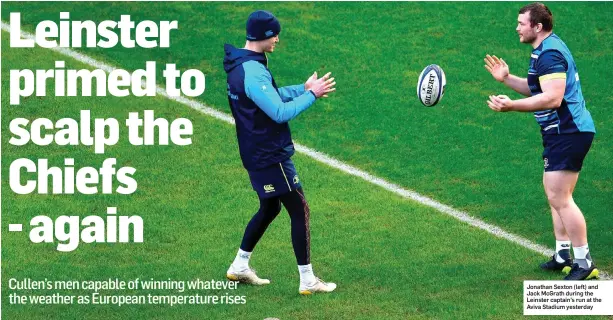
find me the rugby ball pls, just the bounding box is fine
[417,64,446,107]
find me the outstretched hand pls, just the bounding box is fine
[484,54,509,83]
[487,95,514,112]
[305,72,318,91]
[305,72,336,98]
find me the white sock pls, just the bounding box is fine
[555,240,571,263]
[298,264,316,285]
[573,245,592,268]
[232,249,251,270]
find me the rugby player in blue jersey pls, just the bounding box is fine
[223,10,337,294]
[484,3,598,280]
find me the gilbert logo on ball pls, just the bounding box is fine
[417,64,446,107]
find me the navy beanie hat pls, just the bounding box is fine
[246,10,281,41]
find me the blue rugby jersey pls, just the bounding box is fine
[223,44,316,171]
[527,34,595,135]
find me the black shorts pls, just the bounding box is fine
[542,132,594,172]
[247,159,302,199]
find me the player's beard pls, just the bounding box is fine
[520,31,537,44]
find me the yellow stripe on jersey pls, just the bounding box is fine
[539,73,567,82]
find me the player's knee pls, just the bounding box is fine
[273,201,282,215]
[262,203,281,216]
[258,198,282,217]
[546,192,572,211]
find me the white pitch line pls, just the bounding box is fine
[2,22,609,279]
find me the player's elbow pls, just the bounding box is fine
[271,104,294,123]
[272,117,287,124]
[548,96,564,109]
[272,112,289,124]
[545,92,564,109]
[260,103,289,123]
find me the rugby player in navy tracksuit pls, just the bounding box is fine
[485,3,598,280]
[223,10,337,294]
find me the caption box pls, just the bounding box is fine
[524,280,613,315]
